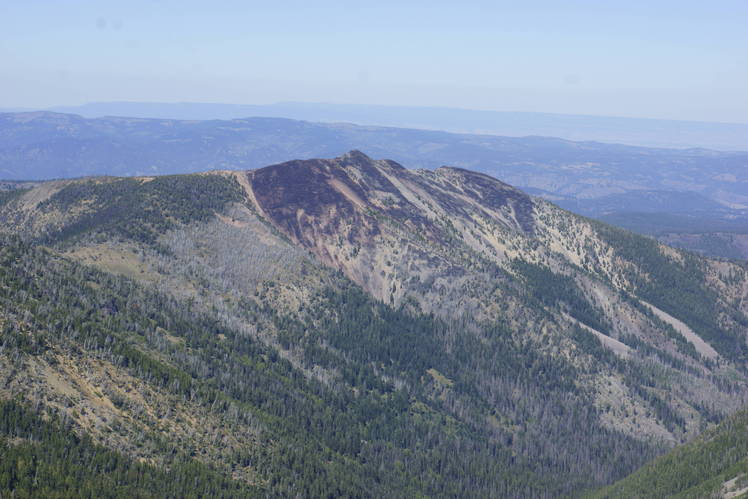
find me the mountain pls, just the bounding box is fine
[2,151,748,496]
[589,407,748,498]
[48,101,748,151]
[4,110,748,260]
[2,111,747,207]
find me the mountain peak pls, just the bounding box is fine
[339,149,373,163]
[246,153,539,302]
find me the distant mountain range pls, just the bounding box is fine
[41,101,748,151]
[1,110,747,258]
[2,111,746,202]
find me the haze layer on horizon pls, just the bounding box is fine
[2,1,747,124]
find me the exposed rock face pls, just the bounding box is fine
[248,151,537,305]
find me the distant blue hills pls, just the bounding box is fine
[43,101,748,152]
[1,108,746,258]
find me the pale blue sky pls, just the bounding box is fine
[2,1,747,122]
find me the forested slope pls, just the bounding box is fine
[589,408,748,498]
[1,152,747,496]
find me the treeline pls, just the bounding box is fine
[35,174,244,246]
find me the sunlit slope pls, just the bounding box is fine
[2,152,748,496]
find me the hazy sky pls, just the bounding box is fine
[2,1,747,122]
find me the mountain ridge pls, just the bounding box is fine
[2,151,748,496]
[2,111,746,205]
[3,110,748,262]
[45,101,748,151]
